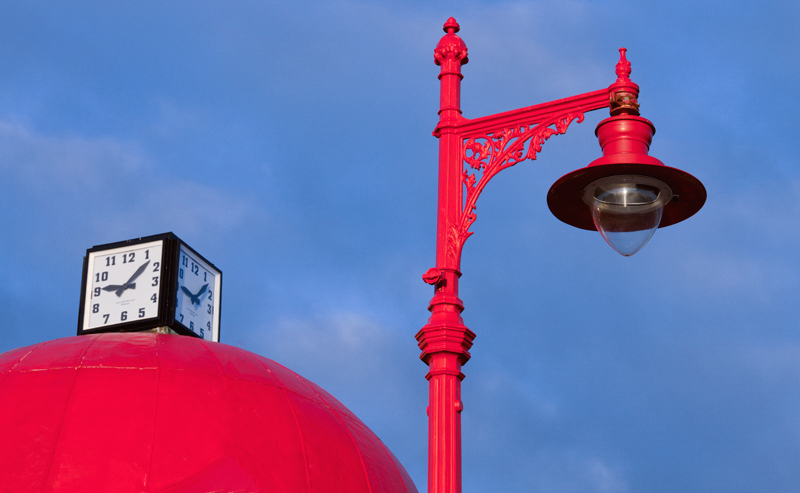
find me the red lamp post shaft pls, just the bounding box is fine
[417,17,698,493]
[417,18,473,493]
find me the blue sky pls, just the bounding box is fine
[2,1,800,492]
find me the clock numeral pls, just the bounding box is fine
[204,272,207,282]
[145,249,150,260]
[208,290,213,301]
[179,314,184,323]
[151,293,157,303]
[106,256,115,267]
[190,321,194,331]
[138,308,146,318]
[152,277,159,287]
[121,311,127,321]
[179,268,184,279]
[200,327,205,338]
[93,287,101,297]
[207,304,212,314]
[103,314,109,324]
[182,255,188,267]
[95,272,109,283]
[122,252,135,263]
[191,263,199,276]
[92,303,99,313]
[153,262,160,272]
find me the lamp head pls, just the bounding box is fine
[547,49,705,255]
[547,114,706,256]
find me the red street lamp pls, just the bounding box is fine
[416,18,706,493]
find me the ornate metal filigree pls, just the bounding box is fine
[434,42,468,66]
[446,112,585,265]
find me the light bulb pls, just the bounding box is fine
[582,175,672,256]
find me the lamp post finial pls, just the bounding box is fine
[443,17,460,33]
[616,47,632,82]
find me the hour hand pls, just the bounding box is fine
[181,286,194,299]
[101,284,136,297]
[180,286,199,305]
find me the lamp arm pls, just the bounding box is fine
[439,87,608,137]
[444,89,610,267]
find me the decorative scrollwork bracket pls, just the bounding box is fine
[446,112,586,266]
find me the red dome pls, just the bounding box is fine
[0,333,418,493]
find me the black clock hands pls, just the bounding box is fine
[181,283,209,306]
[101,260,150,297]
[180,286,196,305]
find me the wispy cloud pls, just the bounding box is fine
[0,120,146,192]
[0,119,259,244]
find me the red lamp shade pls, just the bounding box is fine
[0,333,418,493]
[547,114,706,232]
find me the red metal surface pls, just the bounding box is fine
[418,18,705,493]
[0,333,418,493]
[547,56,706,230]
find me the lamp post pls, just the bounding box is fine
[416,18,706,493]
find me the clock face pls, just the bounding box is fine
[82,240,164,331]
[174,244,221,341]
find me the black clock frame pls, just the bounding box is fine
[76,232,223,341]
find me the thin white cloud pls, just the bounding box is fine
[742,344,800,379]
[0,120,146,192]
[257,311,395,375]
[586,457,628,493]
[0,119,259,243]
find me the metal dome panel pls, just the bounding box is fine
[0,333,417,493]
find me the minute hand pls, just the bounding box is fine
[194,284,208,303]
[113,260,150,297]
[125,260,150,285]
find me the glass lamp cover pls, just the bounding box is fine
[583,174,673,256]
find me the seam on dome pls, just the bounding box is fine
[233,350,290,391]
[241,350,378,493]
[199,339,235,474]
[142,337,230,493]
[145,334,163,493]
[258,358,328,406]
[2,338,57,376]
[198,338,226,377]
[200,339,233,407]
[376,433,410,493]
[331,407,374,493]
[283,365,330,408]
[0,349,32,391]
[39,334,100,493]
[281,363,376,493]
[52,365,159,370]
[239,348,312,493]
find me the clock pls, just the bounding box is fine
[173,243,221,341]
[77,233,222,341]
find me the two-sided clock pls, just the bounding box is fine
[77,233,222,341]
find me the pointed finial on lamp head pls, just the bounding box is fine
[615,48,632,82]
[608,47,639,116]
[443,17,460,33]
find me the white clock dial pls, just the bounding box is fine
[175,245,220,341]
[83,240,164,331]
